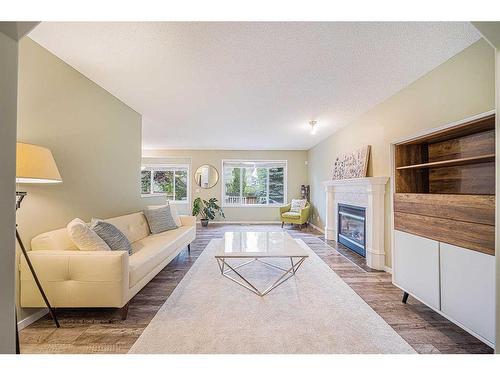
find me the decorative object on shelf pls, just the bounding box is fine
[194,164,219,189]
[300,184,310,201]
[192,197,225,227]
[15,142,63,353]
[332,145,371,180]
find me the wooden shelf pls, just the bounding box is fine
[396,154,495,170]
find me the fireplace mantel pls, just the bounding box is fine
[323,177,389,270]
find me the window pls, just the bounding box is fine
[141,165,189,203]
[222,160,286,206]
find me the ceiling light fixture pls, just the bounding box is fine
[309,120,317,135]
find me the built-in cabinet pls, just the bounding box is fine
[393,231,440,310]
[394,230,495,346]
[392,112,496,347]
[440,243,496,345]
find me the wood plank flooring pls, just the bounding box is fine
[19,224,493,354]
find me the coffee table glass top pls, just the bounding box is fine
[216,231,308,258]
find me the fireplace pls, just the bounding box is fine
[338,204,366,257]
[324,177,388,270]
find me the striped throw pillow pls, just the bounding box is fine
[90,220,132,254]
[143,205,179,234]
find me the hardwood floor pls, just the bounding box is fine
[19,224,493,354]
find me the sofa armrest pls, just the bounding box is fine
[179,215,196,226]
[19,250,129,308]
[279,204,292,215]
[300,205,311,222]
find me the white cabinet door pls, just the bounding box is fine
[440,243,495,346]
[393,230,440,310]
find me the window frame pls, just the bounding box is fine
[221,159,288,208]
[140,164,190,204]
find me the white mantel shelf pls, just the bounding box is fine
[323,176,390,188]
[323,176,389,270]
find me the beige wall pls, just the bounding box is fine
[142,149,308,221]
[16,38,142,319]
[308,39,495,268]
[0,30,19,354]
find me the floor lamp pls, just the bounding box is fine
[15,142,63,353]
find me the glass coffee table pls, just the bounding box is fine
[215,232,309,296]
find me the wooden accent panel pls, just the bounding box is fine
[394,193,495,226]
[394,212,495,256]
[398,114,495,146]
[428,130,495,162]
[429,162,495,195]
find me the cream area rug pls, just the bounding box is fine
[129,239,416,354]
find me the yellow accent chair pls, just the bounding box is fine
[279,201,311,229]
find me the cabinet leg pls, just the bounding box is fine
[402,292,409,304]
[121,302,129,320]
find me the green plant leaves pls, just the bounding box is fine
[192,196,225,221]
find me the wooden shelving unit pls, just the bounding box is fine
[392,113,496,347]
[393,113,496,254]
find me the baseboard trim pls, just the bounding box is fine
[308,222,325,234]
[197,220,282,224]
[17,308,48,331]
[384,266,393,274]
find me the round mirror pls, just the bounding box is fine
[194,164,219,189]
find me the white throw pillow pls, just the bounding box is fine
[168,203,182,227]
[290,199,307,213]
[67,218,111,251]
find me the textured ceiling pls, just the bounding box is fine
[29,22,481,150]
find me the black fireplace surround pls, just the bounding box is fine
[337,204,366,257]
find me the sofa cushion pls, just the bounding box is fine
[31,212,150,251]
[67,218,111,251]
[143,205,178,234]
[282,211,301,219]
[129,225,195,287]
[32,227,78,251]
[91,220,133,254]
[105,212,150,243]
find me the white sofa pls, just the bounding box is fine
[19,211,196,318]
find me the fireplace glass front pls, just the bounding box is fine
[338,204,366,257]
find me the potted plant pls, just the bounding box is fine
[192,197,225,227]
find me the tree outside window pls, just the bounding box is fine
[141,165,189,202]
[223,161,286,206]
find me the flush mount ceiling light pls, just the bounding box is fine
[309,120,317,135]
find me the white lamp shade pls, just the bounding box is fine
[16,142,62,184]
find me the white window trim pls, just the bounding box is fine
[140,163,191,204]
[221,159,287,208]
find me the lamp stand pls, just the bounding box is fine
[15,191,60,354]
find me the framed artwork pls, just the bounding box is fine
[332,145,371,180]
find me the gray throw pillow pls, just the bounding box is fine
[91,220,132,254]
[143,205,178,234]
